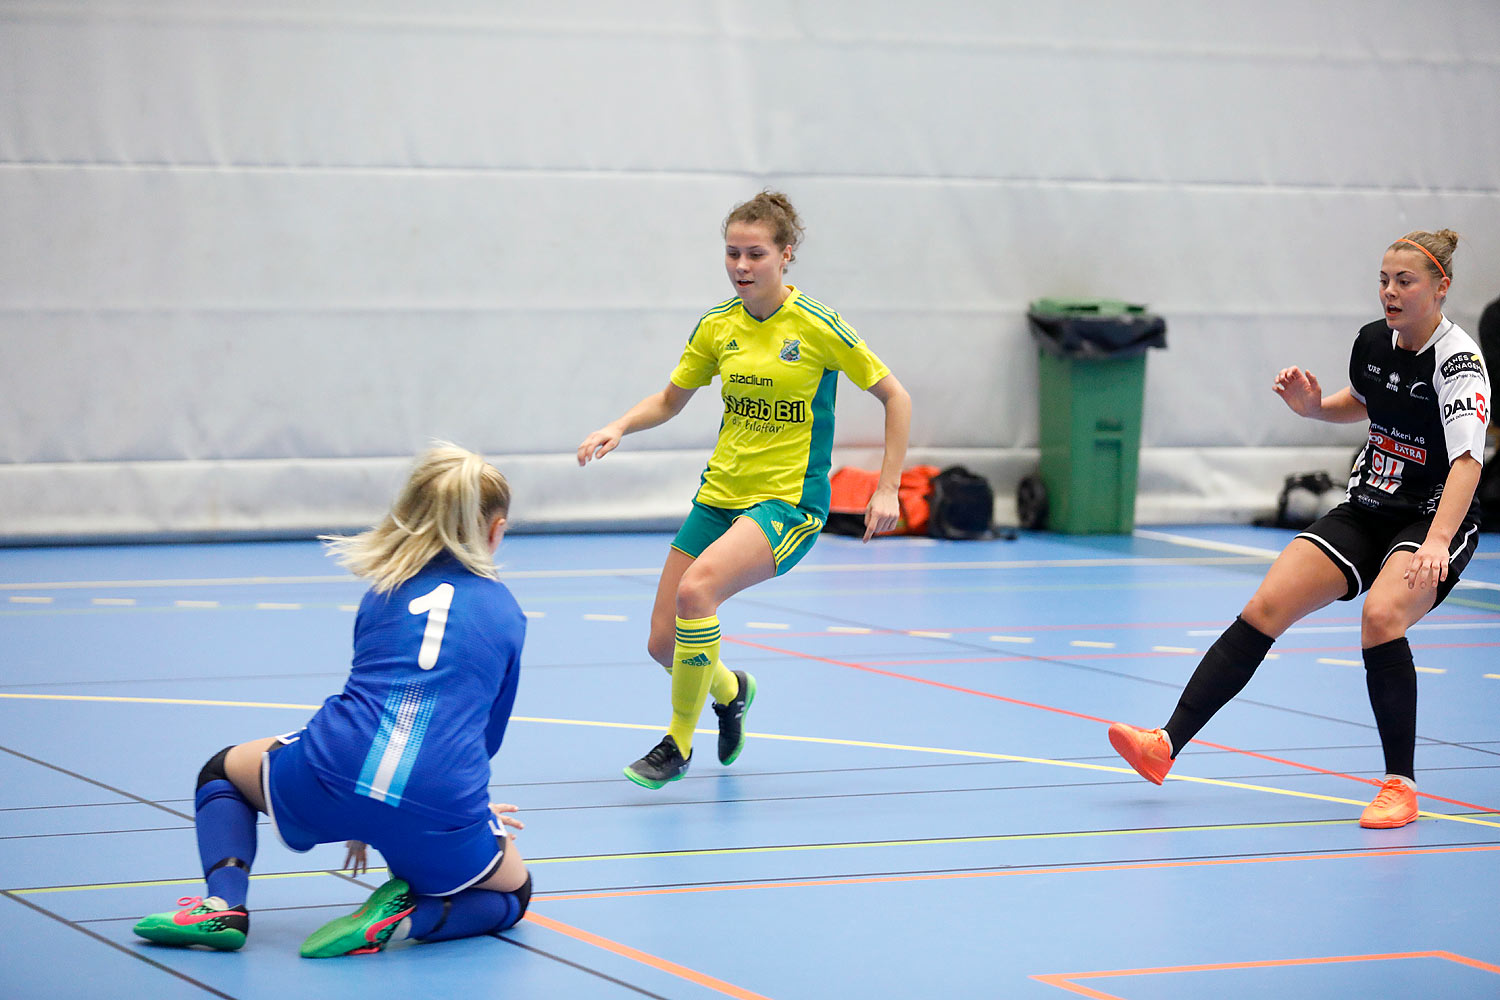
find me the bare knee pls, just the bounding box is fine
[674,567,719,620]
[1240,592,1291,639]
[1361,599,1408,646]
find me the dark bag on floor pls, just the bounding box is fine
[1256,471,1338,529]
[927,466,995,540]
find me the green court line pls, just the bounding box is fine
[1447,596,1500,612]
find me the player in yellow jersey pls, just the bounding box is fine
[578,191,912,788]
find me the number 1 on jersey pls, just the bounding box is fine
[408,582,454,670]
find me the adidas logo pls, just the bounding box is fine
[679,652,712,667]
[724,339,740,351]
[771,520,785,535]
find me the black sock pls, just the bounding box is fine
[1363,637,1417,781]
[1163,616,1275,757]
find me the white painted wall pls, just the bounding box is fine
[3,1,1497,539]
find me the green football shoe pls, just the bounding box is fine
[133,895,249,951]
[300,878,416,958]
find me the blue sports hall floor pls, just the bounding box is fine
[2,525,1498,999]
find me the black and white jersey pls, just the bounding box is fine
[1346,318,1489,519]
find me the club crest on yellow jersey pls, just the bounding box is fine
[779,339,801,362]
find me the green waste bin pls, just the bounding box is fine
[1024,299,1167,534]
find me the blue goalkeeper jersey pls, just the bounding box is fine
[298,552,525,824]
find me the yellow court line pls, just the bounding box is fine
[5,695,1499,829]
[470,817,1376,866]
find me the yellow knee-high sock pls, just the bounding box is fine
[667,615,720,755]
[708,661,738,705]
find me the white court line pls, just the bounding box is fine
[0,575,355,591]
[1070,640,1116,649]
[1415,667,1447,674]
[908,630,952,639]
[523,611,546,619]
[338,605,359,612]
[746,622,790,630]
[175,600,219,608]
[583,613,628,622]
[256,602,301,611]
[1132,528,1280,558]
[8,596,53,604]
[989,635,1034,644]
[1137,528,1500,592]
[91,597,136,606]
[827,626,871,634]
[1152,645,1196,653]
[1317,658,1361,666]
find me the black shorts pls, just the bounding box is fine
[1296,502,1481,605]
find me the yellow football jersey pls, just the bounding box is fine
[669,287,891,517]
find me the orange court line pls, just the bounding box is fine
[523,910,773,1000]
[1032,949,1500,998]
[725,636,1500,815]
[536,843,1500,904]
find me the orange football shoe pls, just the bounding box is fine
[1360,777,1418,829]
[1108,722,1174,785]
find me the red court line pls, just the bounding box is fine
[725,637,1500,814]
[524,910,773,1000]
[1032,949,1500,999]
[538,844,1500,904]
[843,640,1500,667]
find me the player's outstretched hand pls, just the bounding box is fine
[1273,366,1323,417]
[342,840,370,876]
[489,802,525,834]
[577,426,622,466]
[863,485,901,542]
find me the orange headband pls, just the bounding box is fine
[1398,238,1448,280]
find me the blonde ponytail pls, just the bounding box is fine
[322,443,511,593]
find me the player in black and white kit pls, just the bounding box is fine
[1108,229,1488,829]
